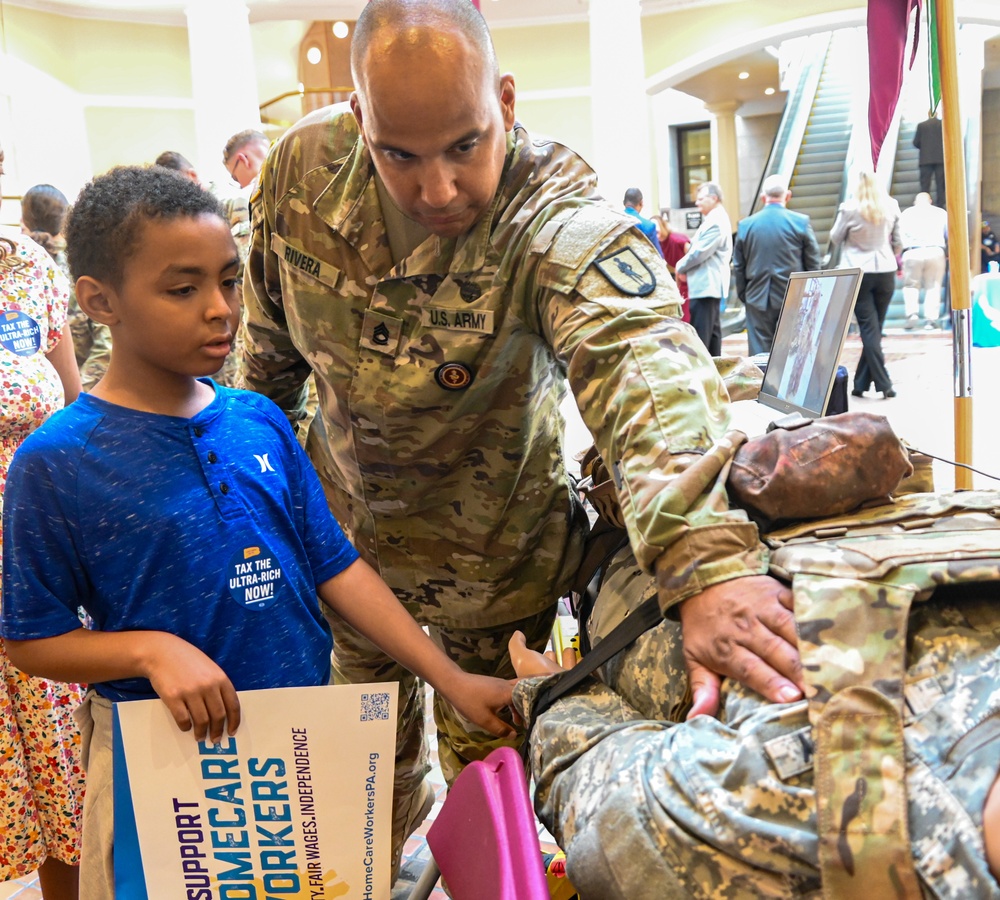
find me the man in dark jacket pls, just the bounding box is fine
[914,109,945,208]
[733,175,821,356]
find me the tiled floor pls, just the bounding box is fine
[0,874,40,899]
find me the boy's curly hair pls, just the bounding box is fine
[65,165,224,288]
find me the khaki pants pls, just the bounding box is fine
[73,692,115,900]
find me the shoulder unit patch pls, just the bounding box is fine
[593,247,656,296]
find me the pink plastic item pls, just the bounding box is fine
[426,746,549,900]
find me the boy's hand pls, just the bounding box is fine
[443,672,517,740]
[141,633,241,743]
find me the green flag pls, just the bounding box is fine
[926,0,942,112]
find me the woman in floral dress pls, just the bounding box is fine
[0,141,84,898]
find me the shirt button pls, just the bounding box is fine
[207,451,218,464]
[220,483,230,494]
[193,427,204,438]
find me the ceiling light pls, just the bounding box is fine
[764,87,775,95]
[332,21,349,39]
[297,82,305,93]
[738,71,750,80]
[306,45,322,64]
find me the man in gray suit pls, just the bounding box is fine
[733,175,821,356]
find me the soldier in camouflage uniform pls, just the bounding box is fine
[241,0,801,879]
[513,489,1000,899]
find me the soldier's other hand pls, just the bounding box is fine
[677,575,802,719]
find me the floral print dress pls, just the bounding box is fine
[0,228,84,879]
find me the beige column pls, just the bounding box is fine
[705,100,741,224]
[588,0,654,205]
[184,0,261,184]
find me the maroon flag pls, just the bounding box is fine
[868,0,922,168]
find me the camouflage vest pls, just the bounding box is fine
[766,490,1000,898]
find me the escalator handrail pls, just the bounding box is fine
[748,32,832,218]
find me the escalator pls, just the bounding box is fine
[785,29,858,250]
[724,30,855,337]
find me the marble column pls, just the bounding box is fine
[588,0,654,206]
[184,0,261,184]
[705,99,741,224]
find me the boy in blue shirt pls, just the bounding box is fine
[0,166,515,897]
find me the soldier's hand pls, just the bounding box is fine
[677,575,802,719]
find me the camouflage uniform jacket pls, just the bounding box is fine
[242,107,766,628]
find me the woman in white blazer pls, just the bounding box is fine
[830,170,902,398]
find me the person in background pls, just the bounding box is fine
[675,181,733,356]
[981,221,1000,274]
[241,0,800,882]
[898,192,948,330]
[222,128,270,191]
[0,140,83,900]
[829,170,901,399]
[153,150,200,184]
[622,188,664,258]
[20,184,111,390]
[652,212,690,323]
[913,109,945,208]
[732,174,821,357]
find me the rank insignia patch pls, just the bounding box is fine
[435,362,474,391]
[594,247,657,296]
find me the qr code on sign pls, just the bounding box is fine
[361,692,391,722]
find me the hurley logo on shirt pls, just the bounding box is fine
[254,453,276,473]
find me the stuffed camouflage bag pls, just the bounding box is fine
[726,411,913,529]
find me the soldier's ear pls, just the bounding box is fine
[350,93,366,143]
[499,74,516,132]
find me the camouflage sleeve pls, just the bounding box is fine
[539,221,767,612]
[513,671,826,898]
[239,148,313,421]
[79,321,111,392]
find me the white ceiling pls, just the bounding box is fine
[1,0,726,28]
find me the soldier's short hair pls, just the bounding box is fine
[21,184,69,237]
[351,0,498,87]
[623,188,643,208]
[223,129,268,166]
[66,165,223,289]
[154,150,195,173]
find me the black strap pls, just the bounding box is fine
[520,593,663,764]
